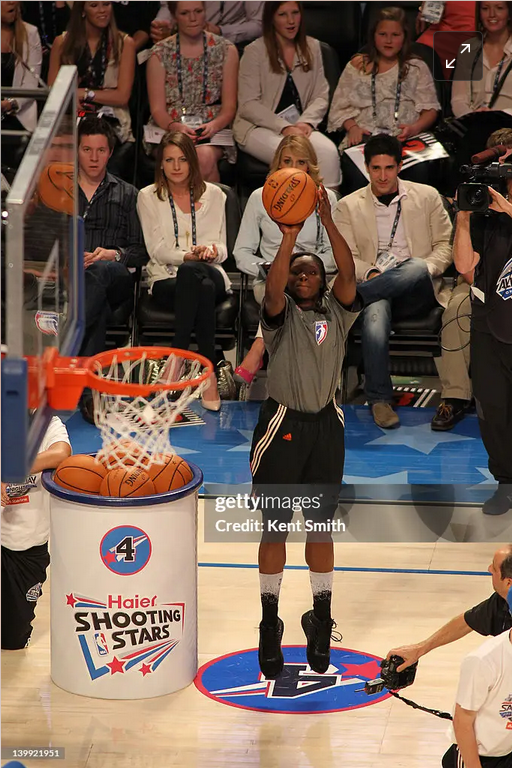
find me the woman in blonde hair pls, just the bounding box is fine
[233,1,341,189]
[1,1,42,134]
[233,134,337,386]
[137,132,231,411]
[48,1,135,177]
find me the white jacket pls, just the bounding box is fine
[12,22,43,132]
[137,182,231,292]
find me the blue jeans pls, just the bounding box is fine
[356,259,438,403]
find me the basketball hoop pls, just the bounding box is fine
[40,347,213,469]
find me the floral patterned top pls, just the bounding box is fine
[327,58,440,147]
[148,31,233,126]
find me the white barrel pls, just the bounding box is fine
[42,462,202,699]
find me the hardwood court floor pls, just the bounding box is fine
[1,513,500,768]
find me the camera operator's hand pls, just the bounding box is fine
[488,186,512,216]
[386,644,424,672]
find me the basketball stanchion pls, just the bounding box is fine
[41,346,212,699]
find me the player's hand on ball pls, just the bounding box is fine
[386,644,423,672]
[277,221,304,237]
[317,185,332,224]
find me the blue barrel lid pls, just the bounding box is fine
[42,459,203,507]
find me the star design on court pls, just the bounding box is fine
[468,467,497,490]
[104,551,117,565]
[365,423,474,455]
[340,659,382,680]
[107,656,125,675]
[169,444,199,456]
[343,471,409,484]
[66,593,77,607]
[139,663,152,677]
[228,429,254,452]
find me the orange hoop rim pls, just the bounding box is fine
[84,346,214,397]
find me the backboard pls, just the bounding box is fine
[2,66,84,482]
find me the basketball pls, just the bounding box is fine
[98,439,144,470]
[100,466,155,498]
[37,163,74,216]
[146,454,193,494]
[262,168,318,225]
[54,454,107,495]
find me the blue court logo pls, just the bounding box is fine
[195,646,391,714]
[99,526,152,575]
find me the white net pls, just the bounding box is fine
[91,350,210,469]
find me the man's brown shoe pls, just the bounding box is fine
[371,402,400,429]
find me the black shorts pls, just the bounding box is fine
[442,745,512,768]
[1,543,50,650]
[250,398,345,525]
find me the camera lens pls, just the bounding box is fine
[470,189,484,205]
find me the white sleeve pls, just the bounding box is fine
[137,189,186,267]
[40,417,71,452]
[455,654,494,712]
[233,191,264,277]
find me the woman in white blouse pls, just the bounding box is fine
[327,6,440,148]
[233,0,341,189]
[1,2,42,134]
[452,1,512,116]
[137,132,230,411]
[233,134,337,385]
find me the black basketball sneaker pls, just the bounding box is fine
[301,610,341,674]
[258,617,284,679]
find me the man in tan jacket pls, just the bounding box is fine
[333,134,453,428]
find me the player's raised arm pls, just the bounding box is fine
[317,186,356,307]
[264,222,304,318]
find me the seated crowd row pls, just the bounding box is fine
[4,1,512,191]
[71,113,503,434]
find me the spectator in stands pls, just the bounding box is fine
[233,134,337,387]
[137,131,231,412]
[151,1,264,46]
[415,1,476,80]
[233,1,341,190]
[1,1,42,133]
[452,1,512,117]
[333,134,452,429]
[21,1,70,80]
[48,2,136,180]
[145,1,239,182]
[77,117,147,425]
[328,6,440,192]
[328,6,440,148]
[110,1,160,52]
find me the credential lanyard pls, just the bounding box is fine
[176,32,209,105]
[470,45,506,107]
[386,200,402,251]
[372,67,403,127]
[169,188,197,248]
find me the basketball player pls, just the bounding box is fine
[1,416,71,649]
[251,186,360,678]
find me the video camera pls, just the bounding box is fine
[362,655,418,695]
[458,145,512,213]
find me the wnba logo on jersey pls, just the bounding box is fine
[35,310,59,336]
[496,258,512,301]
[315,321,328,345]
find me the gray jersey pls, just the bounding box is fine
[261,292,360,413]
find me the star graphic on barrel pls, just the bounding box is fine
[66,593,77,607]
[107,656,125,675]
[139,663,152,677]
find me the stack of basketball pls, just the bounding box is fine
[54,447,193,498]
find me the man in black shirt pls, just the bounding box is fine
[77,116,147,359]
[386,545,512,672]
[454,135,512,515]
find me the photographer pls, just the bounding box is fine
[454,130,512,515]
[387,545,512,671]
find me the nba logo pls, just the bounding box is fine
[315,321,328,345]
[94,632,109,656]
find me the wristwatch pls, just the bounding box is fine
[84,90,96,103]
[5,98,19,115]
[114,249,122,262]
